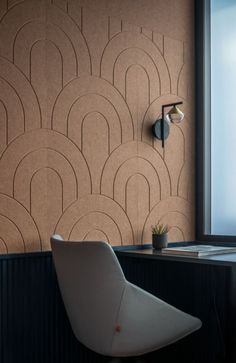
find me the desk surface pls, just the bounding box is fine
[115,246,236,267]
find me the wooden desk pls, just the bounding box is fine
[115,246,236,363]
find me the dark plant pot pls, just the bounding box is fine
[152,233,168,250]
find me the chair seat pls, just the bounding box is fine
[111,282,201,357]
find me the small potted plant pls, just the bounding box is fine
[151,223,169,250]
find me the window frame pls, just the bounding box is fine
[195,0,236,245]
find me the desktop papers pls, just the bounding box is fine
[161,245,236,257]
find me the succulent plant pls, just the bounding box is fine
[151,223,169,235]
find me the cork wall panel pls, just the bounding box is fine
[0,0,195,253]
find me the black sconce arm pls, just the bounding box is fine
[160,102,183,148]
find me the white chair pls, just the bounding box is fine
[51,235,202,361]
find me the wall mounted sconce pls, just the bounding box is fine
[152,102,184,147]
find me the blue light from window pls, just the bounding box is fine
[211,0,236,234]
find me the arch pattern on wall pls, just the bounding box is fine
[0,0,194,253]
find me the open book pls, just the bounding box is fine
[161,244,236,257]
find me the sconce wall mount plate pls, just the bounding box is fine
[152,120,170,140]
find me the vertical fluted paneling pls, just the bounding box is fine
[0,252,232,363]
[0,253,111,363]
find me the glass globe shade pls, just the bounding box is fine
[165,105,184,124]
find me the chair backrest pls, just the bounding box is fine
[50,235,126,356]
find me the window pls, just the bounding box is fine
[196,0,236,242]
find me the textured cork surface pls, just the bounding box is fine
[0,0,195,253]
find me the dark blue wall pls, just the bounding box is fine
[0,251,232,363]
